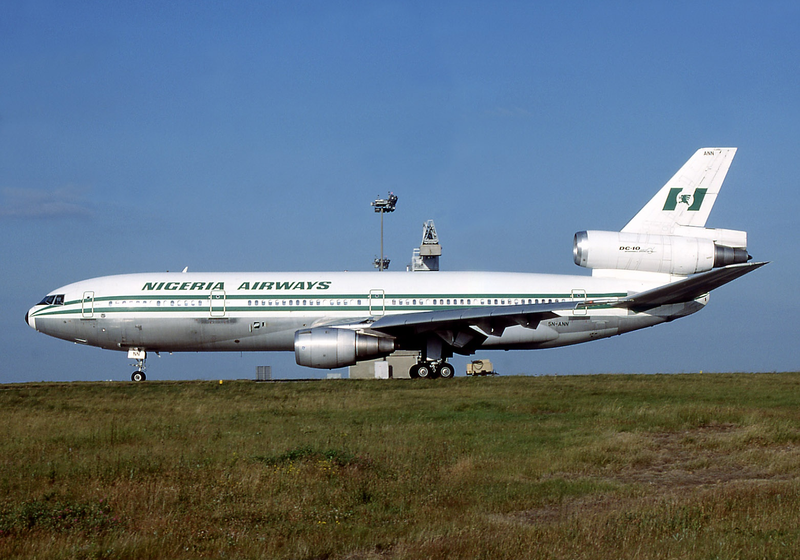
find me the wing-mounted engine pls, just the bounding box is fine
[573,230,750,275]
[294,328,395,369]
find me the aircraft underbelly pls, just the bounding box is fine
[35,315,303,352]
[136,317,302,352]
[479,313,667,350]
[34,318,109,348]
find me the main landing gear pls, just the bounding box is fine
[128,348,147,382]
[409,361,455,380]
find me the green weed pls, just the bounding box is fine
[0,373,798,559]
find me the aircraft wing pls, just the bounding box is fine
[612,261,768,312]
[367,300,578,353]
[341,262,765,354]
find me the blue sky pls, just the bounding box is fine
[2,1,798,383]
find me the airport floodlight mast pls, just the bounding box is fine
[371,192,397,271]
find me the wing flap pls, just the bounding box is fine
[369,301,577,339]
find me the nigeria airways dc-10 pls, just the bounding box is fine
[27,148,766,381]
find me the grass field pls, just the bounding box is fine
[1,373,799,559]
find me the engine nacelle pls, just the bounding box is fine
[294,328,396,369]
[573,230,750,275]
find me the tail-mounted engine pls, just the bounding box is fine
[573,230,750,275]
[294,328,396,369]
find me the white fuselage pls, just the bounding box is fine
[26,270,705,355]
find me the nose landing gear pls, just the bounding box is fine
[128,348,147,382]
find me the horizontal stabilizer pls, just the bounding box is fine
[614,261,767,312]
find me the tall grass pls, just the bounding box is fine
[1,373,799,559]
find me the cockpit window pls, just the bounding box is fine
[38,294,65,306]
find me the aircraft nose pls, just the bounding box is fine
[25,310,35,330]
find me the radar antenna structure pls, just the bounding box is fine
[409,220,442,272]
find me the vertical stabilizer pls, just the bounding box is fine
[621,148,736,235]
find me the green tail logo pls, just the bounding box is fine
[663,187,707,211]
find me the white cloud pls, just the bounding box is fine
[0,186,93,219]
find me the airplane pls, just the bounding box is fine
[26,148,766,381]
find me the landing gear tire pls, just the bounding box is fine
[131,371,146,382]
[416,363,434,379]
[409,364,420,379]
[437,363,455,379]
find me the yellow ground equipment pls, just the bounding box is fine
[466,359,497,376]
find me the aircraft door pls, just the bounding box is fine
[210,289,226,317]
[81,291,95,318]
[369,289,385,317]
[571,289,587,316]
